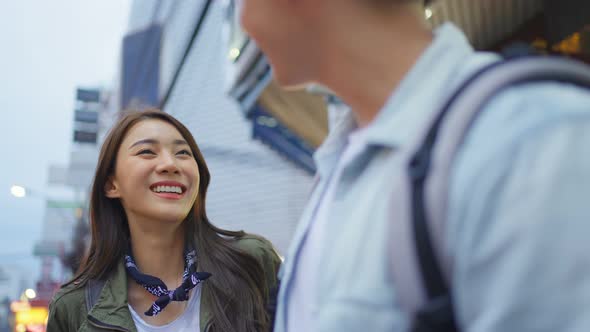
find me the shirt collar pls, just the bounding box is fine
[314,23,476,177]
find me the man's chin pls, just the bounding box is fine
[279,81,313,91]
[271,67,313,91]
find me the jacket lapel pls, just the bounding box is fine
[85,261,137,332]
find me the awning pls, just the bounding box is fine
[428,0,544,49]
[429,0,589,48]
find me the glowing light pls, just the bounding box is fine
[10,185,26,198]
[425,8,433,20]
[10,301,30,312]
[228,47,241,61]
[24,289,36,299]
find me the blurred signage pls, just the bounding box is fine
[14,306,48,331]
[73,130,98,144]
[121,24,162,109]
[73,88,101,144]
[33,241,63,257]
[46,200,83,209]
[10,301,30,312]
[74,109,99,123]
[76,88,100,103]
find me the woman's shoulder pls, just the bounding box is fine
[233,234,282,280]
[234,234,281,261]
[47,281,87,331]
[51,281,86,310]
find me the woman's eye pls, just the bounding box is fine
[177,149,193,156]
[137,149,155,155]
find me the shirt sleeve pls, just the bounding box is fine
[450,113,590,331]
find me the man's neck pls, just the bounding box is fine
[318,5,433,128]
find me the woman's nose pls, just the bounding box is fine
[156,153,180,174]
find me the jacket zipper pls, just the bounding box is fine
[88,315,131,332]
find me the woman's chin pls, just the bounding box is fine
[146,210,189,225]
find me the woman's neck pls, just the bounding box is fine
[126,223,191,326]
[128,218,187,287]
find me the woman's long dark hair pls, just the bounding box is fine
[68,109,270,332]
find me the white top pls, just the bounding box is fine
[286,125,369,331]
[129,285,202,332]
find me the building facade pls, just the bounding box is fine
[122,0,316,254]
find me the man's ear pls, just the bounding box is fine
[104,176,121,198]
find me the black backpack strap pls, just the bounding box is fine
[85,279,106,312]
[408,56,590,332]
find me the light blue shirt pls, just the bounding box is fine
[275,23,590,332]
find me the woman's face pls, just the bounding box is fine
[106,119,200,225]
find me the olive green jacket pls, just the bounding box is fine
[47,236,281,332]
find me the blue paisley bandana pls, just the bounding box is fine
[124,247,212,316]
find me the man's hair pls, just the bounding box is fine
[371,0,432,7]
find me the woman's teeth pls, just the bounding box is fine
[152,186,182,194]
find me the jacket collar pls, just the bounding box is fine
[87,260,137,332]
[87,259,212,332]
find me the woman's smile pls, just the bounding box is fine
[150,181,188,200]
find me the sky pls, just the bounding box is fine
[0,0,131,297]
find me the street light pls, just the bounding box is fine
[24,289,36,300]
[9,184,89,277]
[425,8,433,20]
[8,184,84,255]
[10,185,27,198]
[9,184,82,216]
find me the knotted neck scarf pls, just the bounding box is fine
[124,247,212,316]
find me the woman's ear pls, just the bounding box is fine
[104,176,121,198]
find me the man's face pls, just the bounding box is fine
[238,0,321,88]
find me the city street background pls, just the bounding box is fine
[0,0,131,295]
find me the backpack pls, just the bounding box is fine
[408,55,590,331]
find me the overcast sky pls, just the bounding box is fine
[0,0,131,294]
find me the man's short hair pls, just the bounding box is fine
[371,0,432,7]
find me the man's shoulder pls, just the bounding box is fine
[453,54,590,137]
[459,80,590,164]
[484,81,590,125]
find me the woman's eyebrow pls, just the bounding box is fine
[173,139,188,146]
[129,138,158,149]
[129,138,188,149]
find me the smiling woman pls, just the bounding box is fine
[47,109,281,332]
